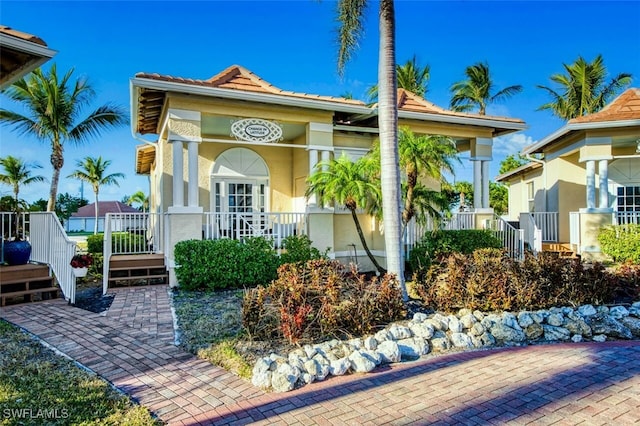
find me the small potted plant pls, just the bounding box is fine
[70,253,93,277]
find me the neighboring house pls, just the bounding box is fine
[129,65,525,284]
[497,88,640,258]
[67,201,140,233]
[0,25,56,89]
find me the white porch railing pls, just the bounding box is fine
[443,212,475,230]
[520,213,542,252]
[486,215,525,260]
[531,212,559,242]
[11,212,77,304]
[203,212,307,248]
[616,211,640,225]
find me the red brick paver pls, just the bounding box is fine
[2,286,639,425]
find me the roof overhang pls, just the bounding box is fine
[522,119,640,155]
[135,143,156,175]
[398,110,527,137]
[0,31,56,89]
[495,162,542,182]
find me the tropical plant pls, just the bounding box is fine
[0,156,46,238]
[67,156,124,234]
[367,127,458,229]
[367,55,430,102]
[0,64,127,211]
[127,190,149,212]
[306,154,384,273]
[489,182,508,216]
[55,192,89,225]
[498,154,528,175]
[337,0,405,299]
[450,62,523,115]
[537,54,632,120]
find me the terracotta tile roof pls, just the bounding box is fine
[136,65,365,106]
[0,25,47,46]
[569,88,640,123]
[396,88,524,123]
[71,201,140,218]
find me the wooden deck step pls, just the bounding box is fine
[108,254,168,287]
[542,243,579,259]
[1,264,59,306]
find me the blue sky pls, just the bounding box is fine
[1,0,639,204]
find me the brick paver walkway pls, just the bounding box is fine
[2,285,639,425]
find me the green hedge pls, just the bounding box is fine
[174,237,280,290]
[86,233,147,255]
[598,224,640,264]
[408,229,502,275]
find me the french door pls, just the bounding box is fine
[212,179,267,238]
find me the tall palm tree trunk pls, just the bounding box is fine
[48,142,64,212]
[350,208,386,273]
[94,190,99,235]
[378,0,406,300]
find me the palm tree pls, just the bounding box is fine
[537,54,632,120]
[68,156,124,234]
[368,127,458,228]
[337,0,405,299]
[0,64,128,212]
[367,55,431,102]
[450,62,523,115]
[0,156,46,237]
[127,190,149,213]
[306,154,385,274]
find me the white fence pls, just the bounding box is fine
[486,216,525,260]
[616,211,640,225]
[1,212,77,304]
[531,212,559,242]
[520,213,542,252]
[203,212,307,248]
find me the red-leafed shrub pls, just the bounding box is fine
[242,259,405,343]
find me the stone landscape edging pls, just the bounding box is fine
[251,301,640,392]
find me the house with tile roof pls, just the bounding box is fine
[128,65,526,285]
[67,201,140,232]
[496,88,640,259]
[0,25,56,89]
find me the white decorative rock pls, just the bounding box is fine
[531,311,546,324]
[304,359,322,378]
[251,371,272,389]
[398,337,430,358]
[592,334,607,342]
[543,325,571,341]
[517,312,534,328]
[389,325,413,340]
[375,329,393,342]
[329,357,351,376]
[596,305,610,314]
[609,306,629,320]
[448,315,463,333]
[471,332,496,348]
[303,344,317,359]
[364,336,378,351]
[409,321,435,339]
[347,338,363,350]
[459,313,477,330]
[473,310,485,321]
[288,354,306,371]
[587,313,633,339]
[489,323,526,342]
[546,313,565,327]
[468,322,486,337]
[313,353,330,366]
[578,305,597,317]
[571,334,583,343]
[271,363,300,393]
[524,324,544,340]
[431,313,450,331]
[620,316,640,337]
[431,337,450,352]
[450,332,473,349]
[348,350,377,373]
[269,353,287,363]
[377,340,401,363]
[301,372,314,385]
[363,349,382,366]
[413,312,428,322]
[563,318,592,337]
[253,357,272,374]
[501,313,522,330]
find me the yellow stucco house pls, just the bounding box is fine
[497,88,640,259]
[129,65,525,284]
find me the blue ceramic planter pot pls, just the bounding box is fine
[3,240,32,265]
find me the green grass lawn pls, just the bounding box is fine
[0,320,159,426]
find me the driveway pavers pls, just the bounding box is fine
[2,285,639,425]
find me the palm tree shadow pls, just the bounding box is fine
[191,341,640,425]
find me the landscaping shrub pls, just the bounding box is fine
[174,237,279,290]
[242,259,406,343]
[86,232,146,255]
[278,234,327,265]
[598,224,640,263]
[408,229,502,276]
[414,249,620,312]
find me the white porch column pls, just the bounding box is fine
[187,141,200,207]
[171,140,184,208]
[307,149,319,207]
[481,160,490,209]
[320,150,331,170]
[473,160,482,209]
[598,159,609,209]
[585,160,596,209]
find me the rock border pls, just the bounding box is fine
[252,301,640,392]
